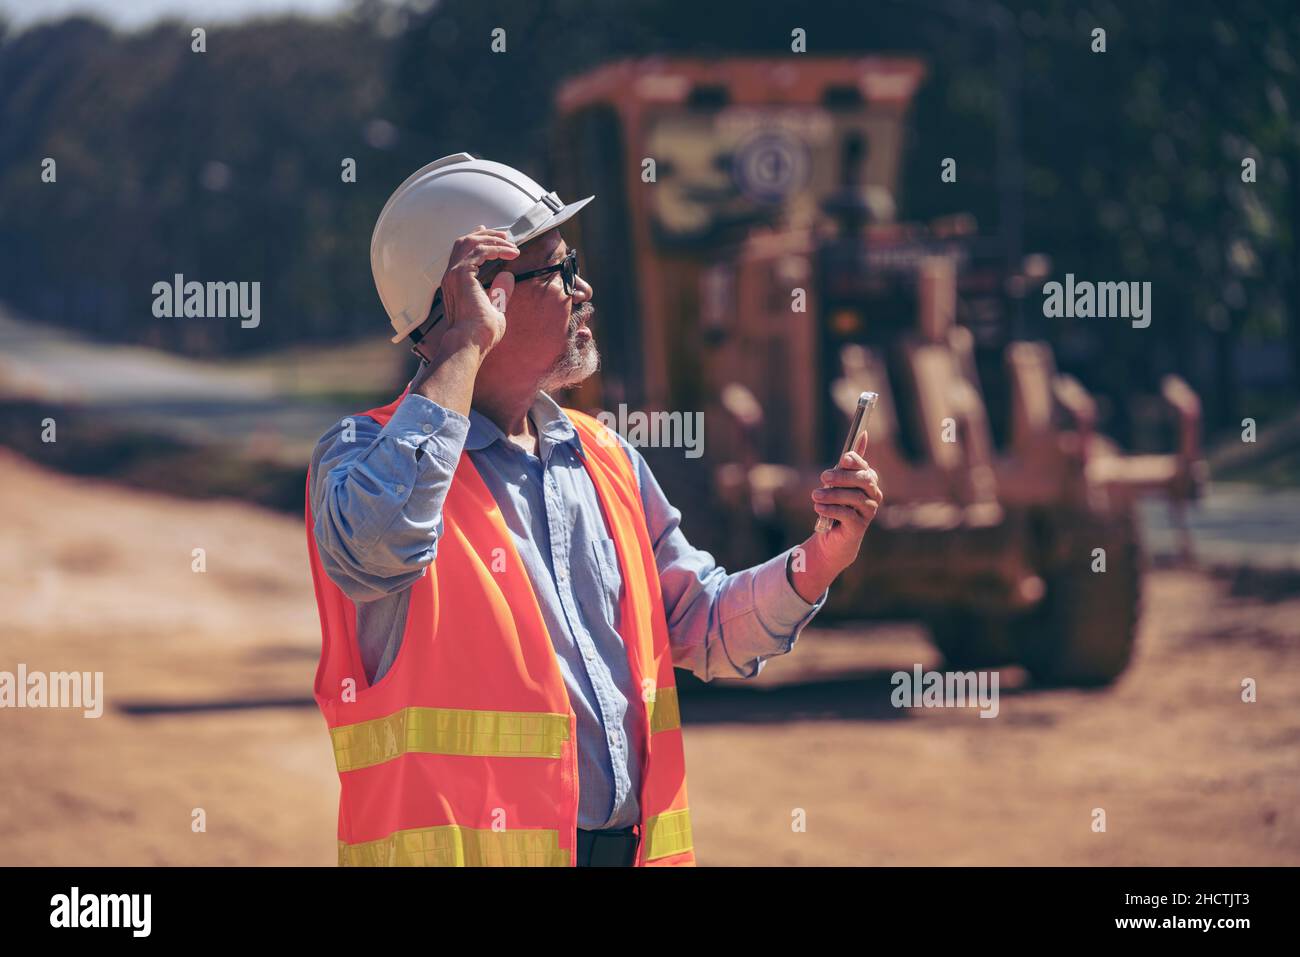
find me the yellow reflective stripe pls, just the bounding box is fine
[331,706,570,772]
[339,825,570,866]
[647,686,681,734]
[643,808,693,861]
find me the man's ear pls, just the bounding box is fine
[488,271,515,315]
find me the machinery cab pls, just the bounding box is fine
[549,56,923,454]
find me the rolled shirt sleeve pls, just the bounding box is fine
[309,392,470,602]
[751,547,830,650]
[613,434,827,682]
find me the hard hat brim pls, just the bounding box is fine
[389,193,596,344]
[514,193,595,247]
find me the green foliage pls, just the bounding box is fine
[0,11,395,355]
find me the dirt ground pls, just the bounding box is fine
[1,447,1296,866]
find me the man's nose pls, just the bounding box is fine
[573,273,593,303]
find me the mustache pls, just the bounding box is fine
[568,302,594,331]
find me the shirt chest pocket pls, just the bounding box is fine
[590,538,624,628]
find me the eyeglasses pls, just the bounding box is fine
[409,247,580,359]
[513,247,580,296]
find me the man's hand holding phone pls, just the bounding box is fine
[786,394,885,604]
[810,428,883,569]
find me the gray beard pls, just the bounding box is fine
[537,330,600,392]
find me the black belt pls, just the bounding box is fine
[576,825,639,867]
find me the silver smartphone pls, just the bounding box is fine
[815,391,879,533]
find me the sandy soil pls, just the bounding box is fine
[1,447,1296,866]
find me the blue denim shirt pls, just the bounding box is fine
[308,387,826,830]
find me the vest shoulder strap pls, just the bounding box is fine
[564,407,632,473]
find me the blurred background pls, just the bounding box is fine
[0,0,1297,866]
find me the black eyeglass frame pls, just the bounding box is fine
[511,246,580,296]
[408,247,580,358]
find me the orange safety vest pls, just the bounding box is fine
[305,391,696,866]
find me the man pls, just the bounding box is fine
[306,154,882,867]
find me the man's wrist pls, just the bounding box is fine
[437,326,494,363]
[787,536,843,604]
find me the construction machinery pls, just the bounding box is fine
[548,57,1205,686]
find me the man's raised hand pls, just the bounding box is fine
[439,225,518,355]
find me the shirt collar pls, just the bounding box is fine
[465,390,586,463]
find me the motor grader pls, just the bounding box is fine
[547,57,1204,686]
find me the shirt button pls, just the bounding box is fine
[395,484,406,494]
[421,422,434,434]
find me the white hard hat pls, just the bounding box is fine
[371,152,594,343]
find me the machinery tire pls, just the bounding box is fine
[928,610,1020,671]
[1011,507,1143,687]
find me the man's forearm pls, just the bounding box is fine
[411,329,488,416]
[615,433,826,680]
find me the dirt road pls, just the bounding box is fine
[1,448,1296,865]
